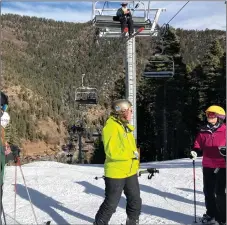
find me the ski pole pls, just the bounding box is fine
[17,157,38,225]
[190,151,197,223]
[14,163,17,222]
[1,202,6,225]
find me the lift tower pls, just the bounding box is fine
[93,0,165,140]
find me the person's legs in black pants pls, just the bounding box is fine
[94,177,125,225]
[126,16,133,36]
[124,174,142,225]
[203,167,217,218]
[215,168,226,224]
[119,16,127,33]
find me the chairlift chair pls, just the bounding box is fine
[92,1,165,38]
[75,74,98,105]
[75,87,98,105]
[143,56,175,78]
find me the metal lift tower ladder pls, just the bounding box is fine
[126,37,136,138]
[93,0,165,140]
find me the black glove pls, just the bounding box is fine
[11,147,20,157]
[11,146,21,163]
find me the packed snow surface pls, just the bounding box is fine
[2,158,205,224]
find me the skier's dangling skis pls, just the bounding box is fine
[126,27,144,41]
[121,27,144,42]
[121,27,128,39]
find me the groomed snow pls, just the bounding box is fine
[2,157,205,224]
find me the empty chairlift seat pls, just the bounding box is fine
[143,56,175,78]
[75,87,98,105]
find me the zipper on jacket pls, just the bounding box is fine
[113,117,136,176]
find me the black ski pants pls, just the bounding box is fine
[119,15,133,35]
[203,167,226,223]
[94,174,142,225]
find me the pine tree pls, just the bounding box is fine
[137,27,190,161]
[202,40,224,106]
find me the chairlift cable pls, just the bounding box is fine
[158,1,189,39]
[166,1,190,25]
[101,1,108,15]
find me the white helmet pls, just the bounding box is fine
[112,99,132,115]
[1,111,10,128]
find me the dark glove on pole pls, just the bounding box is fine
[11,148,21,164]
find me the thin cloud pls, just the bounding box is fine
[2,2,93,22]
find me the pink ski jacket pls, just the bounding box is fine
[194,123,226,168]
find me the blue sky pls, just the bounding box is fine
[1,1,226,30]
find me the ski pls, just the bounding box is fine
[121,27,128,39]
[124,27,144,42]
[191,217,219,225]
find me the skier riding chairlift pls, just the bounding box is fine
[115,2,134,37]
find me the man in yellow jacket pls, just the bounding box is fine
[94,99,141,225]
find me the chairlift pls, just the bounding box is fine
[75,74,98,105]
[142,24,174,78]
[143,56,174,78]
[92,1,164,38]
[75,87,98,105]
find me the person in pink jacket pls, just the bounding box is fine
[193,105,226,225]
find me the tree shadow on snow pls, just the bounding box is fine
[16,184,94,224]
[76,181,196,224]
[140,184,205,207]
[139,159,202,169]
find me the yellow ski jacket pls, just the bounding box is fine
[102,116,139,178]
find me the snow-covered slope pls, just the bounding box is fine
[2,158,205,224]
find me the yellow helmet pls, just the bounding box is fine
[112,99,132,115]
[205,105,226,118]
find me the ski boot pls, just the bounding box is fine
[126,217,139,225]
[93,220,108,225]
[200,214,218,224]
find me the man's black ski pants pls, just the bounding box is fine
[203,167,226,223]
[119,15,133,35]
[94,174,141,225]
